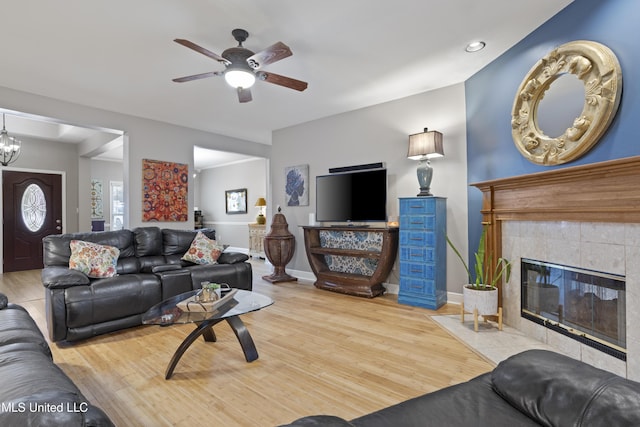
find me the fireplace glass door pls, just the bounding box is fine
[521,258,626,359]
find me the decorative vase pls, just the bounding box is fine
[262,207,297,283]
[463,285,498,316]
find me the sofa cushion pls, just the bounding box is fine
[218,252,250,264]
[162,228,216,256]
[64,274,162,328]
[69,240,120,278]
[116,256,141,275]
[43,229,135,267]
[491,349,640,427]
[133,226,162,256]
[280,415,355,426]
[41,266,91,289]
[186,263,253,291]
[0,305,51,357]
[350,372,539,427]
[0,350,101,426]
[181,231,224,265]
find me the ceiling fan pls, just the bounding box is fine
[172,29,308,103]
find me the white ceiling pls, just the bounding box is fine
[0,0,573,166]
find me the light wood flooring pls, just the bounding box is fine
[0,261,494,426]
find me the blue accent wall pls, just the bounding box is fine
[465,0,640,259]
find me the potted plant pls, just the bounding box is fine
[198,282,221,302]
[446,226,511,316]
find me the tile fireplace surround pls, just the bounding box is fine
[471,156,640,380]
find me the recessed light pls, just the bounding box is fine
[465,41,486,53]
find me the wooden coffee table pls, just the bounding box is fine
[142,289,273,379]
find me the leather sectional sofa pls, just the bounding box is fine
[281,349,640,427]
[0,293,114,426]
[41,227,252,342]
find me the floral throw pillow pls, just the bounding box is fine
[181,232,224,265]
[69,240,120,278]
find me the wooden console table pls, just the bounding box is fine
[302,226,398,298]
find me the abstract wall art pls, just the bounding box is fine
[142,159,188,222]
[90,179,103,219]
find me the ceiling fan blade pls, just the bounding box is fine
[172,71,220,83]
[246,42,292,70]
[258,71,308,91]
[174,39,231,65]
[237,87,252,103]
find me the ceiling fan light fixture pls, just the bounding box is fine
[225,69,256,89]
[173,30,307,102]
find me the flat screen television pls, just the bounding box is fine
[315,168,387,222]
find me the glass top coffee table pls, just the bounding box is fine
[142,289,273,379]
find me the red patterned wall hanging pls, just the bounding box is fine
[142,159,188,222]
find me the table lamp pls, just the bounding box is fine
[255,197,267,224]
[407,128,444,196]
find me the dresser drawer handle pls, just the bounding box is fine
[410,238,424,241]
[410,221,423,224]
[411,269,422,273]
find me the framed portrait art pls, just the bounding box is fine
[284,164,309,206]
[225,188,247,214]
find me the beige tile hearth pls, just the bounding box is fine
[432,313,553,365]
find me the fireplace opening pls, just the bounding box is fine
[521,258,626,361]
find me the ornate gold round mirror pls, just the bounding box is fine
[511,40,622,165]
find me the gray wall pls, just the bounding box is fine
[198,158,268,249]
[79,159,123,231]
[271,83,470,293]
[1,136,80,233]
[0,85,270,233]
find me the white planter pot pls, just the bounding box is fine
[463,285,498,316]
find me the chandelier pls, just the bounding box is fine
[0,114,21,166]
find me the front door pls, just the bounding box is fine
[2,171,63,272]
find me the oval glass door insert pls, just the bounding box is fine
[21,183,47,232]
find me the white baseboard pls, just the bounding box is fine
[447,291,462,305]
[282,268,316,284]
[250,265,464,306]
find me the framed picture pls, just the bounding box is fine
[284,164,309,206]
[225,188,248,214]
[90,179,103,219]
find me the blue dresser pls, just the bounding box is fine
[398,197,447,309]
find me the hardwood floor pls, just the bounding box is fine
[0,261,494,426]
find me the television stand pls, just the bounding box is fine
[301,225,398,297]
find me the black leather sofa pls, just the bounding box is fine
[0,294,114,426]
[42,226,252,342]
[281,349,640,427]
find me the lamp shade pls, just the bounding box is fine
[407,129,444,160]
[255,197,267,207]
[225,69,256,89]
